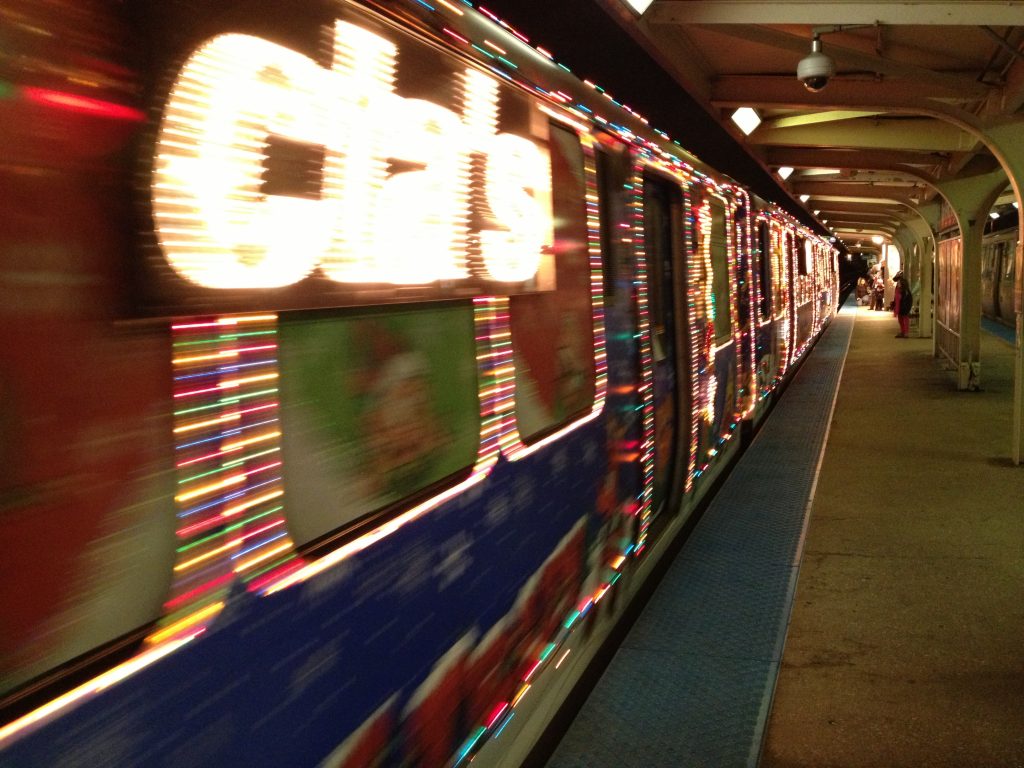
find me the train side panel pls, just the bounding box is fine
[0,2,836,766]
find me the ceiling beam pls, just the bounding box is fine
[821,221,904,234]
[815,203,906,216]
[750,118,973,152]
[996,40,1024,114]
[817,211,909,225]
[794,182,927,202]
[815,205,911,217]
[815,205,907,219]
[761,110,885,129]
[821,219,900,232]
[711,74,987,110]
[764,146,947,168]
[825,218,899,232]
[645,1,1024,27]
[805,171,929,185]
[695,25,992,98]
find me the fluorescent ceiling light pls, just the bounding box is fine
[730,107,761,136]
[872,235,884,244]
[777,166,794,180]
[989,211,1000,219]
[622,0,655,14]
[813,209,820,215]
[799,194,810,202]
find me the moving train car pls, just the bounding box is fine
[981,225,1018,328]
[0,1,837,765]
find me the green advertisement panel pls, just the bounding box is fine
[279,303,480,546]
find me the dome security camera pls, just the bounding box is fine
[797,37,835,92]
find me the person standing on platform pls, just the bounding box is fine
[872,274,885,311]
[856,275,867,305]
[893,271,912,337]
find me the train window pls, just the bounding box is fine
[709,199,732,341]
[797,237,810,276]
[643,173,681,349]
[595,149,617,298]
[757,221,771,320]
[278,303,480,547]
[642,171,682,514]
[1004,242,1015,279]
[772,232,788,317]
[510,124,595,442]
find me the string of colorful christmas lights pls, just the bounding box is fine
[161,314,299,641]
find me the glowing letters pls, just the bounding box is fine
[152,21,554,291]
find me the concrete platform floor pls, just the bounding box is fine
[760,305,1024,768]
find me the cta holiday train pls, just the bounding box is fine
[0,0,838,765]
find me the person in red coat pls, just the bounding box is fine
[893,271,913,337]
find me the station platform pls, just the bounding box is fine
[539,300,1024,768]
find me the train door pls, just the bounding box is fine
[794,235,813,354]
[705,194,738,446]
[733,198,756,417]
[594,141,645,550]
[774,224,792,377]
[642,173,683,518]
[786,231,802,364]
[998,237,1016,325]
[981,238,999,320]
[754,218,775,398]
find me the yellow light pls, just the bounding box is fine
[174,473,246,503]
[730,107,761,136]
[622,0,654,14]
[234,541,292,573]
[368,98,469,283]
[538,104,590,135]
[0,636,196,747]
[173,412,240,435]
[481,133,551,282]
[217,372,278,389]
[436,0,465,14]
[174,538,240,572]
[147,601,226,645]
[153,35,331,288]
[221,489,283,518]
[173,349,238,365]
[152,21,554,292]
[220,430,282,452]
[511,683,532,707]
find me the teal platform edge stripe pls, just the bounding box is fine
[981,316,1014,345]
[546,305,855,768]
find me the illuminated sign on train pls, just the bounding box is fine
[150,19,554,302]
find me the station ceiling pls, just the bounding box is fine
[480,0,1024,257]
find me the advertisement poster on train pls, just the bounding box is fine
[0,169,178,702]
[278,305,480,545]
[510,125,595,440]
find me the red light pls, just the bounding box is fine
[22,87,145,121]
